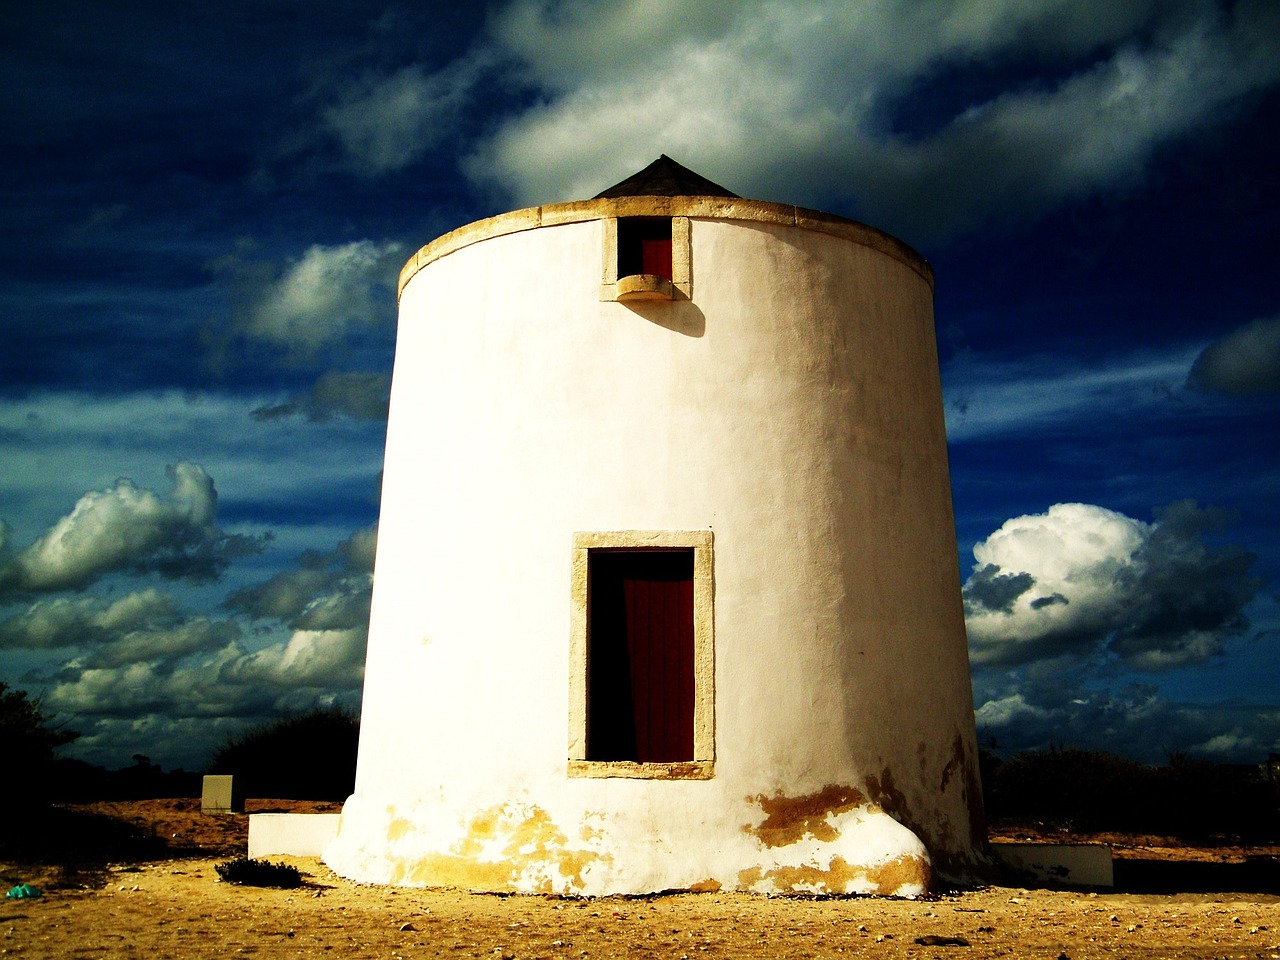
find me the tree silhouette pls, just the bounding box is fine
[209,706,358,800]
[0,682,79,815]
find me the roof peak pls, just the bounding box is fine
[594,155,739,200]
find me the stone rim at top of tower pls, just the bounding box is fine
[396,156,932,297]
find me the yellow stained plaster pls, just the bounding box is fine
[383,802,610,894]
[578,814,606,844]
[744,784,878,848]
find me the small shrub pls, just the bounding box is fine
[215,857,303,888]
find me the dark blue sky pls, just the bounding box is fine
[2,0,1277,769]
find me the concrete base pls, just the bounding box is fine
[201,775,243,814]
[992,842,1114,888]
[247,814,341,859]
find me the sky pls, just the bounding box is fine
[2,0,1278,772]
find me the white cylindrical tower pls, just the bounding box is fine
[325,157,986,896]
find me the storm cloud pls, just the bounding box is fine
[459,0,1280,241]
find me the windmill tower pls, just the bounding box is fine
[324,157,986,896]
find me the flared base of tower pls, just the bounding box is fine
[324,787,990,898]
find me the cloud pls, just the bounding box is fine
[862,0,1280,237]
[211,240,404,363]
[252,371,391,422]
[45,645,250,720]
[216,524,376,687]
[973,684,1280,764]
[218,627,366,689]
[0,589,178,649]
[0,586,242,677]
[964,501,1259,669]
[83,618,240,670]
[0,391,387,540]
[1187,315,1280,395]
[942,348,1198,441]
[458,0,1280,241]
[12,525,377,769]
[321,59,490,175]
[224,523,375,630]
[40,623,364,744]
[1109,501,1261,669]
[0,462,262,595]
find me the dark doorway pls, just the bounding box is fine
[587,549,695,762]
[617,218,673,280]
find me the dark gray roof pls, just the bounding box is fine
[594,155,740,199]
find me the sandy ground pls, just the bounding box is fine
[3,800,1279,959]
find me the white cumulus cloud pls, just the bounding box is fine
[223,523,375,631]
[16,526,375,769]
[964,500,1259,669]
[0,589,176,649]
[209,241,404,367]
[219,627,366,689]
[244,240,404,353]
[0,462,260,594]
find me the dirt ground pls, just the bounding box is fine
[3,799,1279,959]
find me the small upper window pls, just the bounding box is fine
[600,217,692,302]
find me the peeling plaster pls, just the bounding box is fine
[383,803,611,895]
[744,784,875,848]
[738,784,933,896]
[738,853,932,897]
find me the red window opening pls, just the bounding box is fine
[586,549,695,763]
[617,218,673,280]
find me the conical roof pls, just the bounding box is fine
[594,155,739,199]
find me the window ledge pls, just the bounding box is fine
[568,760,714,780]
[616,274,674,301]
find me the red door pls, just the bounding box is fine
[587,550,694,762]
[640,237,673,279]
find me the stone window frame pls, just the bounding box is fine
[599,216,693,302]
[568,529,715,780]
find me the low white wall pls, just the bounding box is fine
[992,842,1114,888]
[248,814,341,859]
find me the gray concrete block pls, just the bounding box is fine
[201,774,243,814]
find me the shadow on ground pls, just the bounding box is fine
[0,805,183,891]
[1114,856,1280,895]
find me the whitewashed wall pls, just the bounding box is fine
[324,200,986,896]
